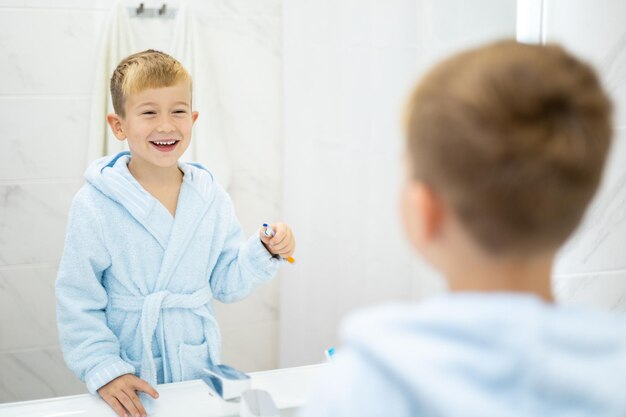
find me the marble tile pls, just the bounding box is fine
[0,265,59,352]
[0,181,82,267]
[214,273,280,328]
[220,321,278,373]
[0,0,110,9]
[371,0,418,47]
[553,271,626,312]
[229,176,282,241]
[543,0,626,127]
[277,129,420,365]
[0,9,107,95]
[280,0,518,369]
[542,1,626,322]
[188,13,283,376]
[415,0,517,71]
[189,14,282,200]
[555,129,626,274]
[0,347,86,403]
[187,0,281,17]
[193,16,281,99]
[0,97,90,181]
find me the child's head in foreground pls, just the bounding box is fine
[106,49,198,169]
[401,40,613,284]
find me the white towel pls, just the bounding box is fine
[88,1,232,188]
[169,4,232,188]
[87,0,135,163]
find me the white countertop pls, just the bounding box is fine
[0,364,325,417]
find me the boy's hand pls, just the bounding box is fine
[260,223,296,260]
[98,374,159,417]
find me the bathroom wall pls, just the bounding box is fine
[279,0,626,368]
[279,0,518,368]
[545,0,626,311]
[0,0,282,402]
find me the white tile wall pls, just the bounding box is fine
[0,266,59,351]
[541,0,626,129]
[220,321,279,372]
[555,128,626,275]
[544,0,626,310]
[554,271,626,312]
[0,2,107,402]
[0,98,92,181]
[279,0,517,368]
[0,0,283,403]
[0,9,107,95]
[191,3,283,376]
[279,0,626,371]
[0,348,85,402]
[0,182,82,267]
[0,1,110,8]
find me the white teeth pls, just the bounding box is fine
[153,140,177,146]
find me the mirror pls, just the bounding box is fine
[14,0,626,405]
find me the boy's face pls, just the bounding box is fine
[107,81,198,169]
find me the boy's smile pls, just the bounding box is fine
[150,138,179,152]
[107,81,199,173]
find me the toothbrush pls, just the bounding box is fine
[324,347,335,362]
[263,223,295,264]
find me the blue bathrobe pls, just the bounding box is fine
[56,151,280,395]
[299,293,626,417]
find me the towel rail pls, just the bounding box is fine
[128,3,177,19]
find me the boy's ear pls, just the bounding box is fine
[411,182,444,241]
[192,111,199,124]
[106,113,126,141]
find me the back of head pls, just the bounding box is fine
[405,40,613,255]
[110,49,192,118]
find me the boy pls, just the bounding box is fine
[300,40,626,416]
[56,50,295,417]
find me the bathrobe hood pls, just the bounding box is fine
[84,151,218,249]
[336,294,626,416]
[85,151,215,209]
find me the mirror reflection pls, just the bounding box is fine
[3,1,626,415]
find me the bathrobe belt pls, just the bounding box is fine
[109,286,219,385]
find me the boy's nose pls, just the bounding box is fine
[156,117,176,132]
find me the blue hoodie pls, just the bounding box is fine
[56,151,280,396]
[299,293,626,417]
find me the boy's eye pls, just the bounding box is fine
[142,111,156,115]
[173,110,187,114]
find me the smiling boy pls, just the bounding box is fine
[56,50,295,417]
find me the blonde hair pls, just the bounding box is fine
[110,49,192,117]
[405,40,613,255]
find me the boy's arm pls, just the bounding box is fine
[55,194,135,394]
[209,197,280,303]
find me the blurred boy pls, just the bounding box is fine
[300,40,626,416]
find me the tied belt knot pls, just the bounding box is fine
[109,286,218,385]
